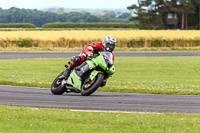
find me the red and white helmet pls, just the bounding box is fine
[102,36,117,52]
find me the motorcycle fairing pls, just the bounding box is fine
[67,71,82,91]
[89,70,102,81]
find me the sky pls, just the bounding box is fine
[0,0,137,10]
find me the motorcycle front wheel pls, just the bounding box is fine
[51,72,66,95]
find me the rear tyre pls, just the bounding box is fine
[51,72,66,95]
[81,73,104,96]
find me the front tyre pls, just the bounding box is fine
[51,72,65,95]
[81,73,104,96]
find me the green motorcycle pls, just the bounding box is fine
[51,51,115,96]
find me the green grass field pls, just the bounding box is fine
[0,106,200,133]
[0,57,200,95]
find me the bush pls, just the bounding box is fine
[42,23,138,29]
[0,23,36,28]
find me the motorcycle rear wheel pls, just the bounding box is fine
[81,73,104,96]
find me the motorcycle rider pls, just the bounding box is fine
[59,36,117,86]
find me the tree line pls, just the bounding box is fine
[0,7,131,27]
[127,0,200,29]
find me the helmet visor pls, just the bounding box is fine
[106,43,115,52]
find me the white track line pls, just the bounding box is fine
[70,109,161,114]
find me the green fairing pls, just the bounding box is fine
[106,65,115,75]
[88,53,115,76]
[89,70,102,80]
[92,53,107,70]
[86,60,96,69]
[69,72,82,90]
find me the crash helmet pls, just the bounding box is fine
[102,36,117,52]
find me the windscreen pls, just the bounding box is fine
[101,52,114,65]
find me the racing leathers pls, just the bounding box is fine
[72,42,105,66]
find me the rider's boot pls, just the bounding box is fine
[59,64,74,80]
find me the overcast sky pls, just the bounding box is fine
[0,0,137,9]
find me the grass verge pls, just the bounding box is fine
[0,105,200,133]
[0,57,200,95]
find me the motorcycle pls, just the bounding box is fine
[51,51,115,96]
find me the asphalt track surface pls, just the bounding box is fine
[0,52,200,113]
[0,85,200,113]
[0,52,200,59]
